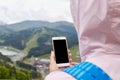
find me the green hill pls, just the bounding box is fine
[0,20,78,58]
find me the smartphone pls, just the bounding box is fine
[52,37,70,67]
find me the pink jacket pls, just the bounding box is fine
[45,0,120,80]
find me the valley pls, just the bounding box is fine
[0,20,79,79]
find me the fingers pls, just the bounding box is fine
[71,62,78,65]
[69,58,72,63]
[50,51,58,72]
[68,49,70,53]
[49,50,77,72]
[68,50,72,64]
[50,51,55,62]
[68,50,78,66]
[68,49,72,57]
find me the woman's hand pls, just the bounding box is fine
[49,51,59,72]
[68,50,78,66]
[49,50,78,72]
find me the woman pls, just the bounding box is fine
[45,0,120,80]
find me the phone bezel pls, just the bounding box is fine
[52,37,70,67]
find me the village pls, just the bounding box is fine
[33,57,50,77]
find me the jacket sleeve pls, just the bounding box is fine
[45,71,76,80]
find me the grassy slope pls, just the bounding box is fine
[0,39,4,43]
[70,45,79,58]
[24,33,40,52]
[24,27,47,53]
[70,45,80,62]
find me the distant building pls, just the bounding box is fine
[33,58,50,75]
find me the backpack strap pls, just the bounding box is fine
[62,62,112,80]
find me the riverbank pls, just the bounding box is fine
[0,46,25,62]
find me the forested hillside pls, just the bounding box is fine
[0,21,78,58]
[0,52,42,80]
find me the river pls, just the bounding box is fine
[0,48,24,62]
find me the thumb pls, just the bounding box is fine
[50,51,58,72]
[50,51,56,64]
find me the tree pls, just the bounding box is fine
[16,70,27,80]
[0,66,10,79]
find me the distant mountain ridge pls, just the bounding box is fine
[0,20,78,58]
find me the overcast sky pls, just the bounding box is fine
[0,0,72,24]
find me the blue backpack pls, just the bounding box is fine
[62,62,112,80]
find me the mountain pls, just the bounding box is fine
[6,20,51,31]
[0,20,78,58]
